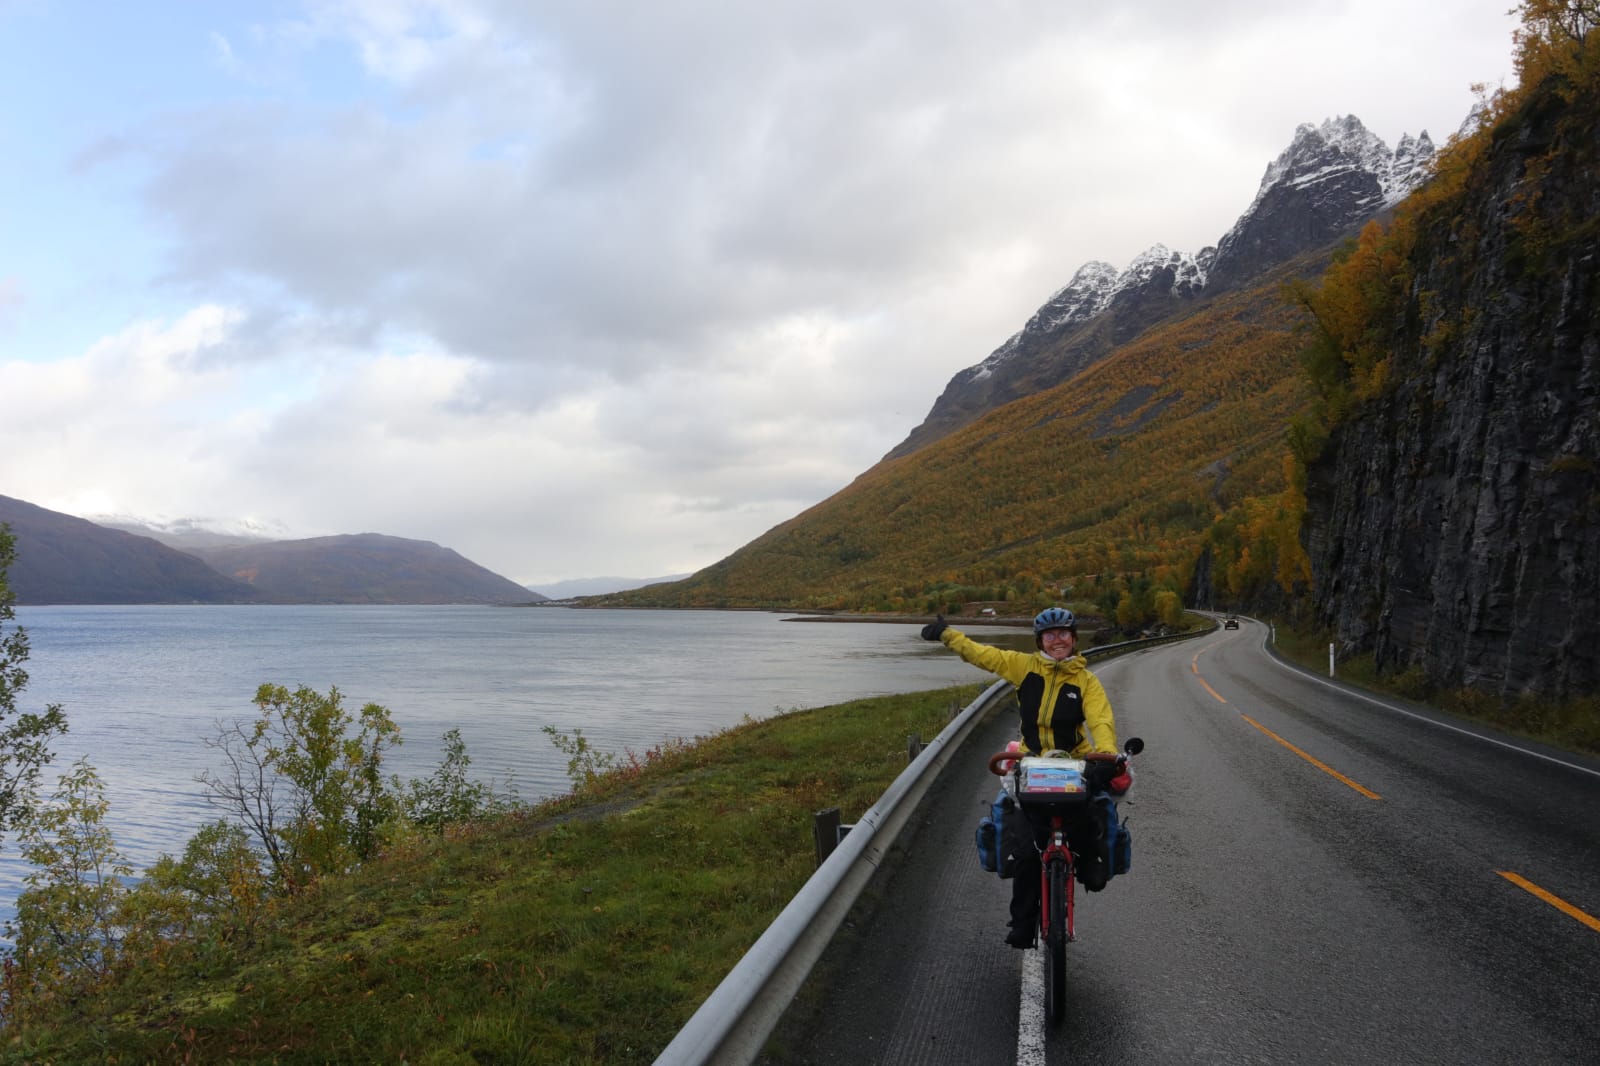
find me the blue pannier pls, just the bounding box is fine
[1098,794,1132,876]
[975,787,1014,875]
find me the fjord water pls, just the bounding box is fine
[5,605,998,915]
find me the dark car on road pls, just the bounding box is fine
[1224,617,1239,630]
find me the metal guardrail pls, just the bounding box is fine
[653,676,1014,1065]
[652,626,1211,1065]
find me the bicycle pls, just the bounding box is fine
[987,737,1144,1024]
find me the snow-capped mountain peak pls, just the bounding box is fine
[889,111,1452,458]
[1207,114,1435,289]
[968,259,1120,379]
[1116,244,1211,297]
[1388,130,1437,200]
[1249,115,1434,214]
[88,512,289,550]
[993,115,1429,374]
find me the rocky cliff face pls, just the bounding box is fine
[1302,88,1600,702]
[890,116,1435,458]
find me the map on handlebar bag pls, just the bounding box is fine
[1019,759,1087,795]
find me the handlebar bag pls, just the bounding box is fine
[1015,756,1092,811]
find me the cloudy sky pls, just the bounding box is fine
[1,1,1518,587]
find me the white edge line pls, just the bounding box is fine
[1262,641,1600,781]
[1017,947,1047,1065]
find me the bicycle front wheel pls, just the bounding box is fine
[1044,857,1068,1025]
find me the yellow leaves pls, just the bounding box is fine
[1511,1,1600,95]
[1295,213,1416,432]
[1204,481,1311,605]
[1351,354,1392,402]
[1154,589,1184,627]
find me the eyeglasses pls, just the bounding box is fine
[1039,629,1075,641]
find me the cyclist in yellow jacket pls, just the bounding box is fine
[922,606,1119,946]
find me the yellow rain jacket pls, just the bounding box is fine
[940,627,1118,756]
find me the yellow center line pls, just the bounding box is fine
[1239,713,1382,800]
[1497,871,1600,934]
[1191,653,1228,702]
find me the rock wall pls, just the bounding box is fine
[1303,83,1600,702]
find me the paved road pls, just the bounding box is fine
[763,621,1600,1065]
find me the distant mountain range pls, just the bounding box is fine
[186,534,544,605]
[93,515,283,552]
[526,574,692,599]
[0,495,263,604]
[0,495,544,605]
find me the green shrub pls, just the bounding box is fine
[400,727,517,829]
[198,684,402,893]
[3,760,132,1019]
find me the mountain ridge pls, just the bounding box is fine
[0,496,541,605]
[190,533,540,605]
[890,115,1437,458]
[0,494,261,605]
[528,575,690,599]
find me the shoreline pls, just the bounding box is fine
[780,611,1032,628]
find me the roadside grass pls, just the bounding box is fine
[1270,624,1600,756]
[1,684,984,1065]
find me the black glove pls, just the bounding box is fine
[920,614,947,641]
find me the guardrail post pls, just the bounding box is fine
[813,808,842,867]
[907,733,923,761]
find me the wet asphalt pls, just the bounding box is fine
[758,621,1600,1066]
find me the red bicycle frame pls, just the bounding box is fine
[1038,815,1075,943]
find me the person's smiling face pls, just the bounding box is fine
[1039,627,1077,660]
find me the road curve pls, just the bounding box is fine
[761,620,1600,1065]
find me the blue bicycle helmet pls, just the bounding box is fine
[1032,607,1076,635]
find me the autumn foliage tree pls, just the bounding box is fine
[1513,1,1599,91]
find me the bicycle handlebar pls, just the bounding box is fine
[986,738,1145,776]
[986,750,1124,775]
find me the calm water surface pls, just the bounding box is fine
[4,605,1009,917]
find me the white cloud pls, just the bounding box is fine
[0,0,1521,583]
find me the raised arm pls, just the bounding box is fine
[939,629,1039,688]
